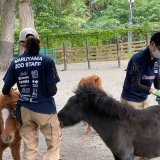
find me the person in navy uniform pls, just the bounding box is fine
[121,32,160,160]
[2,28,61,160]
[121,32,160,109]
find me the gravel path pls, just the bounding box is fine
[0,60,158,160]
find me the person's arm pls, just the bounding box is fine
[2,84,12,95]
[131,76,151,94]
[153,73,160,90]
[47,84,57,96]
[2,61,16,95]
[46,58,60,96]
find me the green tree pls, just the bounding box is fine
[85,0,160,30]
[133,0,160,24]
[32,0,88,32]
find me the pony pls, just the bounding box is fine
[58,85,160,160]
[78,74,103,90]
[0,89,21,160]
[78,74,103,134]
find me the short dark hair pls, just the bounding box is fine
[26,36,40,56]
[150,32,160,46]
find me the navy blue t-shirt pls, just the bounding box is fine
[121,47,160,102]
[3,52,60,114]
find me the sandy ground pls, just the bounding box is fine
[0,60,159,160]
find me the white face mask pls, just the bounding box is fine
[152,46,160,59]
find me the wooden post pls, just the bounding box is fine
[85,40,90,69]
[146,33,150,47]
[116,37,121,68]
[63,42,67,71]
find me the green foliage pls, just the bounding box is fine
[133,0,160,24]
[14,0,160,49]
[85,0,160,30]
[35,23,152,48]
[32,0,87,32]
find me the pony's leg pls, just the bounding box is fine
[114,156,133,160]
[10,141,21,160]
[120,154,133,160]
[113,152,133,160]
[0,148,2,160]
[113,155,121,160]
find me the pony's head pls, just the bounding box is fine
[0,90,20,144]
[58,85,103,128]
[78,74,103,90]
[58,94,87,128]
[58,85,136,128]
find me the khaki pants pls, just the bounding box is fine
[121,98,149,109]
[20,107,61,160]
[121,98,149,160]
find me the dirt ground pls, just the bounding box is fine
[0,60,159,160]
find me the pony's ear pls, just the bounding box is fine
[95,77,99,83]
[79,78,84,82]
[78,78,84,87]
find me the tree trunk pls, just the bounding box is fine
[0,0,17,71]
[19,0,34,29]
[0,0,4,38]
[0,0,4,15]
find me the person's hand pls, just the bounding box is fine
[151,89,160,96]
[156,96,160,105]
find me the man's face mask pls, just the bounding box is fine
[152,44,160,59]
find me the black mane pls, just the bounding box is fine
[75,85,137,119]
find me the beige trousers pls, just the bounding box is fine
[20,107,61,160]
[121,98,149,109]
[121,98,149,160]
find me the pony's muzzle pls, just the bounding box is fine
[1,133,14,144]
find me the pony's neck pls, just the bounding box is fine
[85,115,116,145]
[92,94,136,120]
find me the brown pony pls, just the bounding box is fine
[0,89,21,160]
[78,74,103,134]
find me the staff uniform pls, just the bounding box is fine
[121,47,160,109]
[3,52,61,160]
